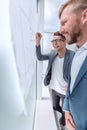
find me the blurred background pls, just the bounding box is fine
[0,0,75,130]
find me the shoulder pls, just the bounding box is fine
[48,50,58,60]
[66,48,75,56]
[50,49,57,55]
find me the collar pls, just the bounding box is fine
[76,42,87,54]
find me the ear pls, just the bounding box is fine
[81,9,87,24]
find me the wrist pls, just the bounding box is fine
[36,43,40,47]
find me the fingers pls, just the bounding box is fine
[69,117,76,128]
[67,115,76,128]
[62,86,67,91]
[35,32,42,46]
[36,32,42,39]
[66,121,75,130]
[65,112,76,130]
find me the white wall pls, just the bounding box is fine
[10,0,38,99]
[9,0,38,129]
[0,0,27,130]
[9,0,45,129]
[0,0,41,130]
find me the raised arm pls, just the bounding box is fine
[36,32,42,47]
[35,32,49,61]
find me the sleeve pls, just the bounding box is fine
[36,45,49,61]
[63,90,70,112]
[63,74,71,112]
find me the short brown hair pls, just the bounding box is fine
[54,31,66,41]
[59,0,87,18]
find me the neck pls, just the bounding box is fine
[57,48,66,58]
[77,28,87,48]
[77,39,87,48]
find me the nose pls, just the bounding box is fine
[53,42,57,47]
[53,42,57,46]
[59,26,64,34]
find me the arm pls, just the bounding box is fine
[63,77,76,129]
[63,84,70,112]
[35,32,49,61]
[63,49,75,82]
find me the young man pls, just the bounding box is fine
[35,31,74,130]
[59,0,87,129]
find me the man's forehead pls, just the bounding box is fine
[61,4,74,17]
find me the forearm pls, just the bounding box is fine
[36,45,49,60]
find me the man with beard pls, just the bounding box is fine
[59,0,87,130]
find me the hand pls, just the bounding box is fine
[62,86,67,92]
[65,112,76,130]
[35,32,42,46]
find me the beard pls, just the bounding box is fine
[68,28,81,45]
[67,18,82,45]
